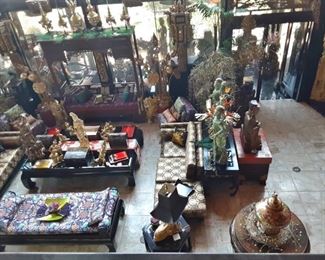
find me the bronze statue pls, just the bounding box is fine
[49,140,64,167]
[66,0,84,32]
[69,112,90,148]
[19,116,45,162]
[86,0,101,28]
[241,100,262,153]
[100,122,115,141]
[95,142,106,166]
[48,99,69,130]
[158,17,168,57]
[143,96,159,123]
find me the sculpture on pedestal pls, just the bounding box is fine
[66,0,84,32]
[209,105,229,165]
[49,140,64,166]
[69,112,90,148]
[19,116,45,162]
[241,100,262,153]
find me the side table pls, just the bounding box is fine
[202,134,240,196]
[142,216,192,252]
[233,128,272,185]
[230,204,310,253]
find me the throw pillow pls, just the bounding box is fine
[0,115,10,131]
[173,97,185,115]
[162,109,176,123]
[4,105,25,122]
[171,130,187,147]
[0,191,24,232]
[169,105,180,121]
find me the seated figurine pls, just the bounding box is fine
[241,100,262,153]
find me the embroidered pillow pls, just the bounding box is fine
[162,109,176,123]
[169,105,180,121]
[0,191,24,232]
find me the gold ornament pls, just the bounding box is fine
[49,140,64,167]
[38,2,53,33]
[143,96,159,123]
[106,5,116,29]
[95,142,107,166]
[58,11,68,28]
[120,4,130,28]
[69,112,90,148]
[86,0,101,27]
[100,122,115,141]
[66,0,84,32]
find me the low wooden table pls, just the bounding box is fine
[233,128,272,185]
[142,216,192,252]
[21,140,141,190]
[202,134,240,196]
[230,204,310,253]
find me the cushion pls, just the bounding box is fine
[162,109,176,123]
[4,105,25,122]
[154,182,206,219]
[173,97,185,114]
[0,191,24,232]
[162,141,186,157]
[0,115,10,131]
[6,188,117,235]
[170,105,181,121]
[156,157,187,182]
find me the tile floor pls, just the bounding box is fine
[3,99,325,253]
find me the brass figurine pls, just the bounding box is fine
[100,122,116,141]
[86,0,101,28]
[69,112,90,148]
[106,5,116,30]
[154,222,181,242]
[58,11,68,29]
[95,142,107,166]
[38,2,53,33]
[241,100,262,153]
[49,140,64,167]
[19,116,46,162]
[143,96,159,123]
[66,0,84,32]
[120,4,130,28]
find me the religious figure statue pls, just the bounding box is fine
[69,112,90,148]
[86,0,101,28]
[143,96,159,123]
[95,142,106,166]
[209,105,229,165]
[48,99,69,130]
[210,78,223,105]
[158,17,168,57]
[49,140,64,166]
[234,15,263,86]
[19,116,45,162]
[66,0,84,32]
[100,122,116,141]
[241,100,262,153]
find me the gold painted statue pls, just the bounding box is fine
[154,222,181,242]
[66,0,84,32]
[95,142,106,166]
[143,96,159,123]
[86,0,101,28]
[100,122,116,141]
[69,112,90,148]
[48,99,69,130]
[49,140,64,167]
[38,2,52,33]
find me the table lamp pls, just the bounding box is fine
[150,179,194,242]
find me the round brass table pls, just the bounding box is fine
[230,204,310,253]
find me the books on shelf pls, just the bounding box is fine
[108,151,128,164]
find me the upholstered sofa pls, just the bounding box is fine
[0,188,124,252]
[157,97,197,124]
[155,121,207,218]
